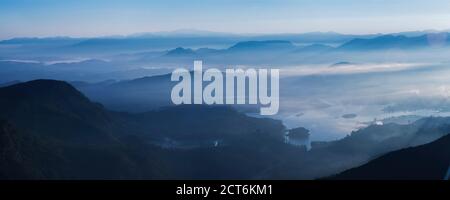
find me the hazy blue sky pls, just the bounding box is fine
[1,0,450,39]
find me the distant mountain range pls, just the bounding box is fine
[339,33,450,50]
[0,31,370,47]
[2,30,450,83]
[1,30,447,52]
[136,33,450,66]
[2,31,448,59]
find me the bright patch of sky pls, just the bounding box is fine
[1,0,450,39]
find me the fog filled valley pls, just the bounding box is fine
[1,31,450,179]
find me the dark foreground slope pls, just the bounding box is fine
[1,80,450,179]
[0,80,291,179]
[330,134,450,180]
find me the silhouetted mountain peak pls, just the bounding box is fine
[0,80,115,141]
[0,79,93,107]
[165,47,196,56]
[228,40,295,51]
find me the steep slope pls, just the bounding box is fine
[0,80,118,143]
[0,80,173,179]
[0,80,289,179]
[0,120,42,179]
[0,117,172,179]
[330,134,450,180]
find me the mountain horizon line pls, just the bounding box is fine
[2,28,450,41]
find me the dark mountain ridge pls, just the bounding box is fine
[0,79,289,179]
[0,80,117,143]
[329,134,450,180]
[1,80,450,179]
